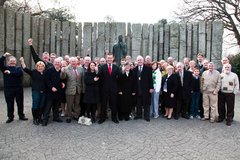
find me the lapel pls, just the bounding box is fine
[140,65,144,76]
[69,65,80,79]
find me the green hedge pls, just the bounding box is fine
[229,53,240,78]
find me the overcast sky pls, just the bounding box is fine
[43,0,181,23]
[35,0,240,55]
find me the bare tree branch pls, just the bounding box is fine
[0,0,7,6]
[175,0,240,45]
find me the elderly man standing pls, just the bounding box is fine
[175,62,193,119]
[42,58,64,126]
[61,57,84,123]
[217,63,239,126]
[201,62,221,123]
[133,55,154,122]
[0,52,28,123]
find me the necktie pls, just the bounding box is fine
[139,66,142,73]
[74,68,78,81]
[138,66,142,80]
[108,64,112,75]
[179,72,183,86]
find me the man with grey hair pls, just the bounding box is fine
[64,55,70,65]
[217,57,237,73]
[99,57,106,66]
[183,57,190,70]
[167,57,174,66]
[61,57,84,123]
[201,62,221,123]
[144,55,152,67]
[42,57,65,126]
[175,62,193,119]
[133,55,154,122]
[200,59,209,75]
[80,56,92,117]
[0,52,28,123]
[217,63,239,126]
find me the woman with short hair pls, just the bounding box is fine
[20,57,46,125]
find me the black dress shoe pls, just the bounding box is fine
[66,118,71,123]
[53,118,63,122]
[167,117,172,120]
[38,119,43,124]
[42,121,47,126]
[112,119,119,124]
[226,121,232,126]
[91,118,96,123]
[19,116,28,121]
[182,115,189,119]
[6,118,14,123]
[134,116,141,120]
[145,118,150,122]
[98,119,105,124]
[33,119,39,125]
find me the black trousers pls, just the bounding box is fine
[100,92,117,120]
[136,96,150,119]
[118,112,130,120]
[4,87,24,119]
[43,99,60,122]
[199,93,204,118]
[86,103,97,120]
[218,92,235,122]
[175,97,190,118]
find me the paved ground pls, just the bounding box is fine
[0,88,240,160]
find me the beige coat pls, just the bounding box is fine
[201,70,221,93]
[60,65,85,95]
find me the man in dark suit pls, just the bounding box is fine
[175,62,193,119]
[98,53,120,124]
[133,56,154,122]
[42,58,64,126]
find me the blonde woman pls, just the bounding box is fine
[20,57,46,125]
[161,65,178,119]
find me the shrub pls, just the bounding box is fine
[229,53,240,78]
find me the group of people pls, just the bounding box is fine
[0,38,239,127]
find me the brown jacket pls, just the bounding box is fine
[60,65,85,95]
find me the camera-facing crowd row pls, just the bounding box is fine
[0,38,239,127]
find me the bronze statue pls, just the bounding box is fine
[112,35,127,66]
